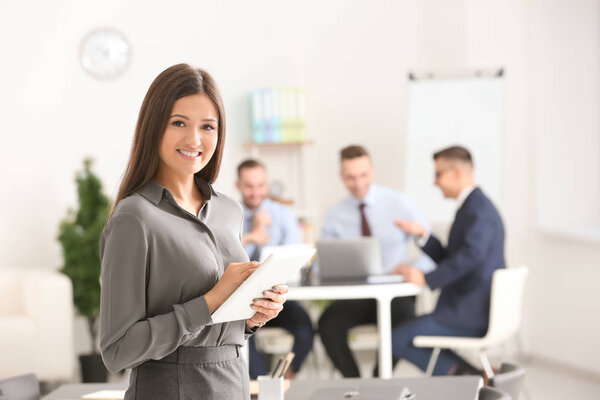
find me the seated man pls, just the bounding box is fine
[237,159,314,379]
[393,145,505,375]
[318,145,434,377]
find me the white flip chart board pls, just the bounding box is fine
[405,77,505,223]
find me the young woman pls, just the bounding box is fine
[99,64,287,399]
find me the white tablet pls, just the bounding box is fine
[210,247,316,324]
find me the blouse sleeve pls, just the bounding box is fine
[99,212,213,372]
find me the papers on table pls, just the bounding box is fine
[81,390,125,399]
[366,274,405,284]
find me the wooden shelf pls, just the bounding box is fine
[244,140,313,222]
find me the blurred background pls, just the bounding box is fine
[1,0,599,398]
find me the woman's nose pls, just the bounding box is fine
[187,126,203,146]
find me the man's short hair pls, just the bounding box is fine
[340,145,370,161]
[237,159,265,178]
[433,145,473,166]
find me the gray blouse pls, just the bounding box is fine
[99,177,252,372]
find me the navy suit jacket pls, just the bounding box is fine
[422,187,505,334]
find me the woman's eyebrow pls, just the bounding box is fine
[170,114,217,123]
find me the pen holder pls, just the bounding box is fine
[257,375,284,400]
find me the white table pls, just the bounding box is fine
[287,281,422,379]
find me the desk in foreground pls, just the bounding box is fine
[43,376,482,400]
[42,383,126,400]
[286,376,483,400]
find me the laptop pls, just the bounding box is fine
[309,382,413,400]
[316,238,384,284]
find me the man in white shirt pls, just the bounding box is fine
[318,145,434,377]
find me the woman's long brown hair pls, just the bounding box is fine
[110,64,226,218]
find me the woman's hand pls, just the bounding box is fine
[205,261,260,313]
[246,285,288,329]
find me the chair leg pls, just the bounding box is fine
[425,348,441,376]
[479,352,495,380]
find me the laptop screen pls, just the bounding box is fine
[316,238,383,280]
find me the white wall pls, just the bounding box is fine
[463,0,600,375]
[529,0,600,230]
[0,0,420,269]
[1,0,599,375]
[524,0,600,374]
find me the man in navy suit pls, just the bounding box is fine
[392,145,505,376]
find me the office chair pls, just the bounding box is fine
[479,386,512,400]
[413,266,529,378]
[0,374,40,400]
[490,363,526,400]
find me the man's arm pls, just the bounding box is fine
[242,210,271,247]
[400,197,436,272]
[394,218,447,264]
[421,234,447,264]
[425,212,494,290]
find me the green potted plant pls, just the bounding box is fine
[58,158,110,382]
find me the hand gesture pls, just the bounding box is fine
[246,285,288,329]
[397,265,426,287]
[252,211,272,230]
[250,229,270,246]
[389,264,411,275]
[394,219,426,238]
[205,261,260,312]
[241,229,270,246]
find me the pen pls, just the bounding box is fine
[278,352,295,378]
[270,357,283,378]
[278,359,289,379]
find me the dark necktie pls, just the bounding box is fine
[359,203,372,237]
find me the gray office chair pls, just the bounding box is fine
[0,374,40,400]
[490,363,525,400]
[479,386,512,400]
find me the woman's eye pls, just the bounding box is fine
[172,120,185,127]
[203,124,216,131]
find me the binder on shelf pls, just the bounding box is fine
[271,89,282,142]
[250,87,306,144]
[262,89,274,143]
[296,88,306,141]
[251,90,265,143]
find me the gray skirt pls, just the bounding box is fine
[125,345,249,400]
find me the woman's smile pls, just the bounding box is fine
[177,149,202,160]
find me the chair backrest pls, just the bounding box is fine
[0,374,40,400]
[479,386,512,400]
[490,363,526,400]
[484,266,528,345]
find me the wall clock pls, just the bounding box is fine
[80,28,131,79]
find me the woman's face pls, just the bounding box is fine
[158,93,219,178]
